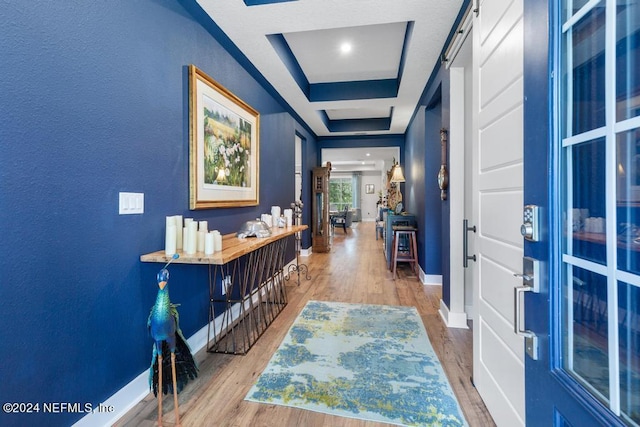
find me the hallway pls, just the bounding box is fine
[116,222,494,426]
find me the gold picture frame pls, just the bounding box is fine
[189,64,259,209]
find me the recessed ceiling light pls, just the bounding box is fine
[366,153,371,156]
[340,42,352,54]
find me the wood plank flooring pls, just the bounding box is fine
[115,222,495,427]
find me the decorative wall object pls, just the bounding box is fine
[189,64,260,209]
[148,257,198,427]
[438,128,449,200]
[365,184,375,194]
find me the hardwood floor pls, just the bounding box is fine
[115,222,495,427]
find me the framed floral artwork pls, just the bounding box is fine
[189,64,259,209]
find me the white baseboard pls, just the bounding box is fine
[420,272,442,286]
[438,299,469,329]
[415,264,442,286]
[72,370,149,427]
[73,312,233,426]
[73,260,294,427]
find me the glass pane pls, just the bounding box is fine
[315,192,324,235]
[617,130,640,275]
[329,178,353,211]
[565,138,607,264]
[562,0,595,23]
[618,281,640,425]
[565,266,609,401]
[565,6,606,136]
[616,0,640,121]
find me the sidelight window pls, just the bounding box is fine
[560,1,640,425]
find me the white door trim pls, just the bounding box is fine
[441,65,470,329]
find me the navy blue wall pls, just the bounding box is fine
[405,107,426,267]
[405,71,449,294]
[298,130,319,249]
[405,104,443,279]
[0,1,315,425]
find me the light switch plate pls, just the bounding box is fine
[119,192,144,214]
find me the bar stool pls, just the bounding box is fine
[375,207,384,240]
[375,220,384,240]
[391,225,418,280]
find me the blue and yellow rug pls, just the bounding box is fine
[245,300,467,426]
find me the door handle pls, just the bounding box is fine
[513,285,538,360]
[463,219,476,268]
[513,273,533,282]
[514,285,534,337]
[513,256,541,360]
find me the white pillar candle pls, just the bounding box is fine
[271,206,281,222]
[187,222,197,254]
[175,215,183,250]
[184,218,193,227]
[210,230,219,251]
[183,227,189,253]
[165,224,176,256]
[284,209,293,228]
[165,216,174,233]
[214,233,223,252]
[197,231,205,252]
[199,220,208,232]
[204,233,214,255]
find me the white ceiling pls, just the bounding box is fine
[195,0,464,138]
[283,22,406,84]
[322,146,399,173]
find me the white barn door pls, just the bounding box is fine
[472,0,525,425]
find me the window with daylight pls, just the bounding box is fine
[329,177,352,212]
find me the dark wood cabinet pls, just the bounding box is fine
[312,167,331,253]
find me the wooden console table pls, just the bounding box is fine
[141,225,307,355]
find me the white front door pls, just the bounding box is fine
[472,0,526,425]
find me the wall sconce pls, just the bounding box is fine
[390,163,406,183]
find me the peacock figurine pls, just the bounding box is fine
[148,254,198,427]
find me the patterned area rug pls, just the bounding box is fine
[245,301,467,426]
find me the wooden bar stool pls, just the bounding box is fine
[375,220,384,240]
[391,225,418,280]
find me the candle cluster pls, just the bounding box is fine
[165,215,223,256]
[260,206,294,228]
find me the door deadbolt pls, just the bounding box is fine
[521,205,540,242]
